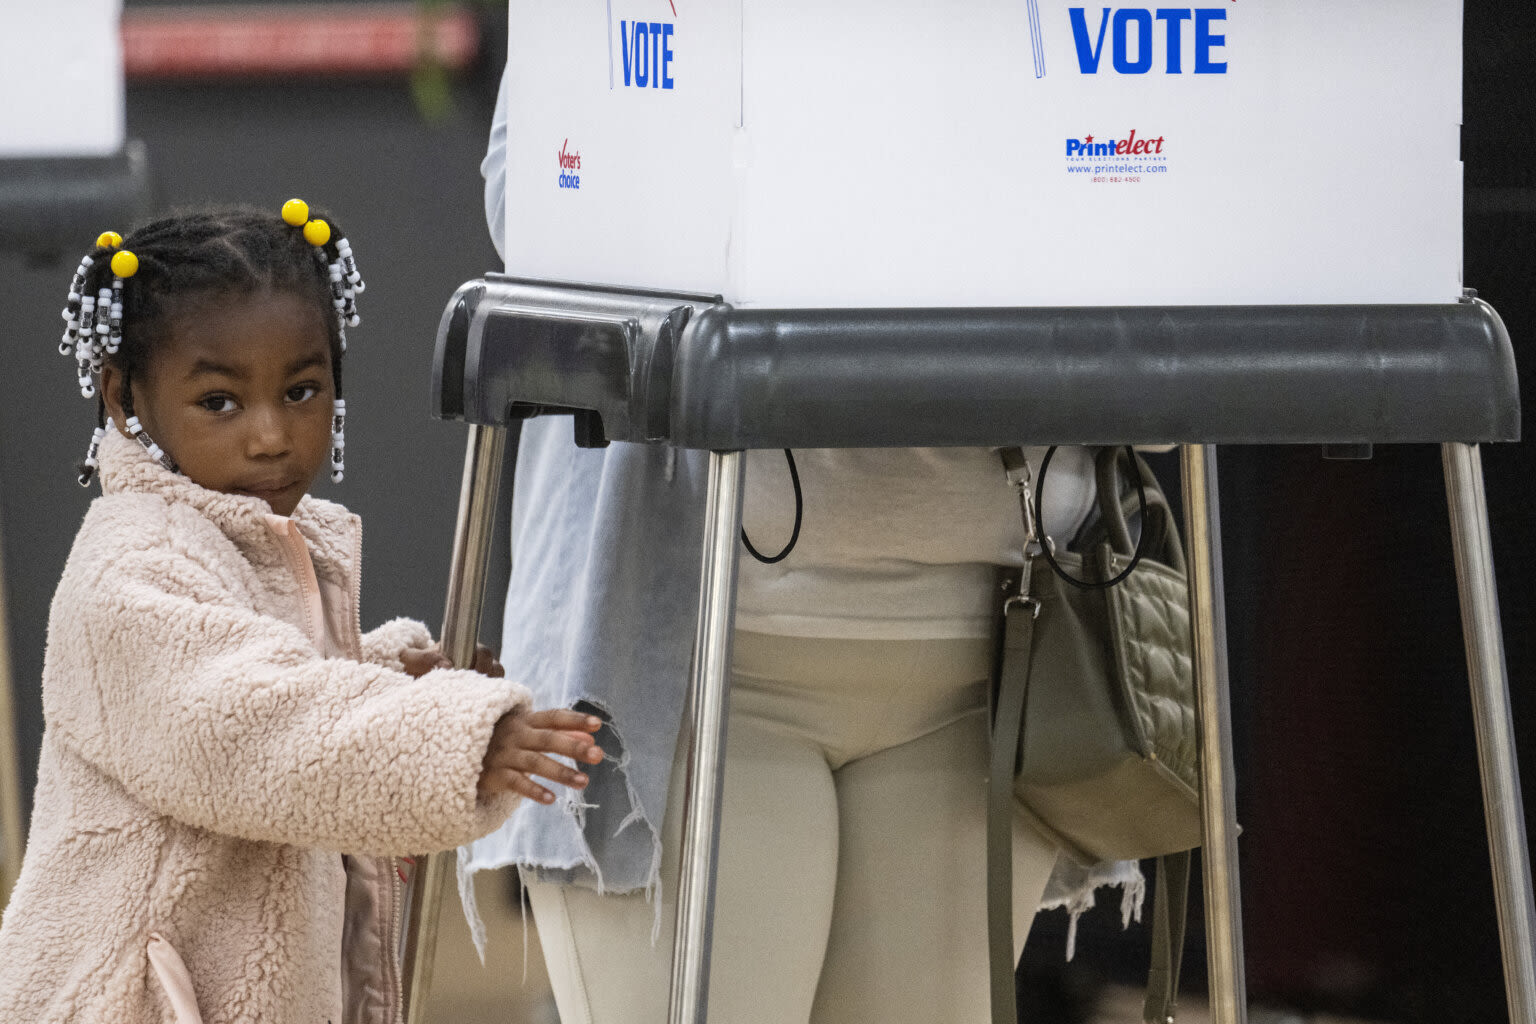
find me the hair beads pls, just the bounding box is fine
[337,237,363,293]
[284,198,363,478]
[124,416,175,473]
[107,277,124,355]
[74,292,97,397]
[330,399,346,483]
[284,198,364,346]
[60,253,94,355]
[77,426,107,487]
[61,240,139,404]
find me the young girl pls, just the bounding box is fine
[0,202,603,1024]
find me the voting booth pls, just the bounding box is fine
[0,2,150,255]
[408,4,1532,1023]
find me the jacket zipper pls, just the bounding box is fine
[348,523,365,660]
[268,517,327,652]
[386,857,404,1024]
[349,524,404,1024]
[277,519,402,1024]
[343,523,401,1023]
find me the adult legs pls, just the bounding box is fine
[529,632,1059,1024]
[527,703,839,1024]
[810,708,1060,1024]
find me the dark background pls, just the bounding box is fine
[3,3,1534,1021]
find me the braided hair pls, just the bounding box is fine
[60,202,365,486]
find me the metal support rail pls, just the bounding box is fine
[1180,445,1248,1024]
[1443,443,1536,1024]
[402,424,508,1022]
[667,452,746,1024]
[0,508,24,913]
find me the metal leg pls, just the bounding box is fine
[0,510,23,909]
[1441,442,1536,1024]
[1179,444,1248,1024]
[668,450,746,1024]
[401,423,510,1024]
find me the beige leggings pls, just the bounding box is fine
[526,631,1060,1024]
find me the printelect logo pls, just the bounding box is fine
[1066,129,1164,157]
[558,140,581,189]
[1064,129,1169,183]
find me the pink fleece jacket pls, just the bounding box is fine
[0,430,531,1023]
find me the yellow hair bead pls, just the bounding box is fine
[303,218,332,247]
[96,231,122,249]
[281,198,310,226]
[110,250,139,278]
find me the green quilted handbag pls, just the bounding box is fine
[988,446,1199,1024]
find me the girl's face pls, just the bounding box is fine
[102,287,335,517]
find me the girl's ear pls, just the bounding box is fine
[99,364,131,438]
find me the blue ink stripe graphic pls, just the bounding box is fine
[1027,0,1045,78]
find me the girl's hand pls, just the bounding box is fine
[479,708,605,804]
[401,643,503,679]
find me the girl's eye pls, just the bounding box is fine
[199,395,237,413]
[286,383,320,404]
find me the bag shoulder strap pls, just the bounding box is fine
[988,566,1036,1024]
[1144,850,1193,1024]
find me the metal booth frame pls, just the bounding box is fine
[404,275,1531,1024]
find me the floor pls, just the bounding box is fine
[421,871,1394,1024]
[420,869,560,1024]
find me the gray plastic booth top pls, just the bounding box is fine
[433,275,1517,448]
[0,144,151,256]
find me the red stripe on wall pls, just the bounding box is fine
[122,3,480,78]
